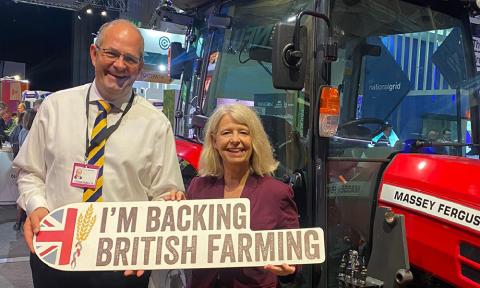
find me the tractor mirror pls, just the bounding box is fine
[192,114,208,129]
[207,15,232,29]
[249,45,272,63]
[272,23,307,90]
[168,42,186,79]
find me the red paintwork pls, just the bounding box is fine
[378,153,480,288]
[175,138,202,170]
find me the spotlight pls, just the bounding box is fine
[158,64,167,72]
[101,10,107,17]
[86,8,92,14]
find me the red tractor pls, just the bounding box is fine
[165,0,480,286]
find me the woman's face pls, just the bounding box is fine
[213,114,253,169]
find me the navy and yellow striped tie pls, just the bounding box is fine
[83,100,111,202]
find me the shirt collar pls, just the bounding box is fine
[91,79,132,112]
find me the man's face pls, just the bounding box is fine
[90,23,144,101]
[444,131,452,141]
[17,104,25,113]
[1,112,10,121]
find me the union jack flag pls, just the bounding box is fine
[35,208,78,266]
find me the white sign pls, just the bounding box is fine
[34,199,325,271]
[380,184,480,232]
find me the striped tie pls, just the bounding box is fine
[83,100,111,202]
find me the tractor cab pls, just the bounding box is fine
[162,0,480,287]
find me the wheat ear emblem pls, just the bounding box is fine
[71,204,96,269]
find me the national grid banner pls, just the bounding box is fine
[34,199,325,271]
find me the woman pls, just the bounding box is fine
[187,104,299,288]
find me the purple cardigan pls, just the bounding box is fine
[187,174,299,288]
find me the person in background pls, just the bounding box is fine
[3,112,15,139]
[9,111,25,157]
[439,128,455,155]
[427,129,439,142]
[441,128,452,142]
[18,109,36,148]
[3,111,13,128]
[187,104,299,288]
[11,112,18,125]
[14,19,185,288]
[13,109,35,231]
[369,123,399,148]
[423,129,448,154]
[0,104,8,145]
[17,102,26,114]
[33,99,44,112]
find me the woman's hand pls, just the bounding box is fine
[159,190,186,201]
[263,263,296,276]
[124,270,144,277]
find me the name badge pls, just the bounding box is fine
[70,163,100,189]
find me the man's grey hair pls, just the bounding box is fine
[94,19,144,58]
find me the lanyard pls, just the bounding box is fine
[84,84,135,160]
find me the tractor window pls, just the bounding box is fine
[204,0,315,178]
[330,4,476,159]
[325,1,478,287]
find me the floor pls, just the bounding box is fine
[0,205,33,288]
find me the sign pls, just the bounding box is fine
[431,27,467,88]
[362,37,411,119]
[34,199,325,271]
[137,71,172,84]
[380,184,480,233]
[9,81,21,101]
[470,15,480,72]
[139,28,184,54]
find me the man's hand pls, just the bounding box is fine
[160,190,186,201]
[124,270,144,277]
[24,207,49,253]
[264,264,296,276]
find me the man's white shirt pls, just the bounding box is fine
[14,82,185,214]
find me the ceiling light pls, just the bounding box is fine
[86,8,93,14]
[101,10,107,17]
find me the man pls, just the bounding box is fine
[441,128,452,142]
[440,128,454,155]
[17,102,26,114]
[369,123,399,148]
[14,19,185,288]
[0,108,11,144]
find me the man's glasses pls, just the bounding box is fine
[95,45,142,67]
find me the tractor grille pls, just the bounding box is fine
[460,242,480,284]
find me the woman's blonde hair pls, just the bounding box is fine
[198,104,278,177]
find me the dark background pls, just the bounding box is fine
[0,0,73,92]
